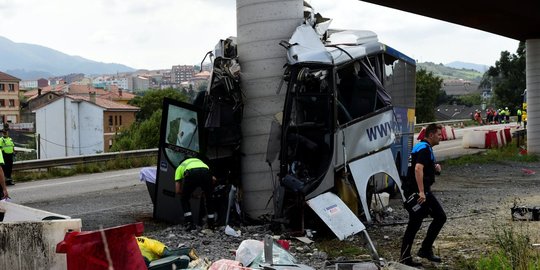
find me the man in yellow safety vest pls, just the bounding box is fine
[175,157,216,230]
[0,129,15,185]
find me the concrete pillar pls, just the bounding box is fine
[526,39,540,153]
[237,0,303,218]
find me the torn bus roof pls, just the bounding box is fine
[286,24,384,65]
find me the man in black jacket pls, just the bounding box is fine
[400,124,447,267]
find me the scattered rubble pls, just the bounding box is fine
[141,161,540,269]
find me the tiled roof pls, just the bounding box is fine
[0,71,21,81]
[435,104,484,121]
[66,95,139,111]
[101,90,136,100]
[68,84,109,95]
[25,85,67,100]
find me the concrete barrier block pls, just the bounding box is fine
[0,201,82,270]
[462,130,487,149]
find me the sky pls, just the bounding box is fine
[0,0,520,71]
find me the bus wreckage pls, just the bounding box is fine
[154,9,416,240]
[272,19,416,235]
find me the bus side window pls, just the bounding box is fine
[337,66,378,121]
[352,69,377,117]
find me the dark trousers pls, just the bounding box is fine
[1,152,13,179]
[181,169,215,221]
[401,192,447,259]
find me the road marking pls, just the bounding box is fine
[73,202,150,216]
[11,171,139,191]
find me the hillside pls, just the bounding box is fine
[445,61,489,73]
[0,36,135,80]
[417,62,484,82]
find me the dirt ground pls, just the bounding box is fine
[142,160,540,270]
[365,160,540,269]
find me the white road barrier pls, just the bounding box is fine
[0,201,82,270]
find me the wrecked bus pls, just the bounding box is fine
[274,24,416,229]
[154,25,415,234]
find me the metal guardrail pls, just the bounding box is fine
[415,119,470,128]
[13,148,158,171]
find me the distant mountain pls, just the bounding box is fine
[417,62,484,82]
[445,61,489,73]
[0,36,136,80]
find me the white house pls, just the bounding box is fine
[33,94,138,158]
[34,95,104,158]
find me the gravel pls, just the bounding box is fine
[108,160,540,269]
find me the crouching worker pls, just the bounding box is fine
[175,157,216,230]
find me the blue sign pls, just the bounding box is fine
[160,160,168,172]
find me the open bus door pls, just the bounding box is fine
[153,98,205,224]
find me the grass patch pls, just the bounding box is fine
[457,224,540,270]
[315,238,370,259]
[444,141,538,166]
[13,156,156,182]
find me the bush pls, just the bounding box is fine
[460,224,540,270]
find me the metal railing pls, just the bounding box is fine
[13,148,158,171]
[415,119,470,128]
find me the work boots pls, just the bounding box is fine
[183,215,196,231]
[206,216,215,230]
[417,247,442,263]
[401,258,422,267]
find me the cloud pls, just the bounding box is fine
[309,0,519,66]
[0,0,519,70]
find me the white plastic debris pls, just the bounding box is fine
[225,225,241,237]
[235,239,263,266]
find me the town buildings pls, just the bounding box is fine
[4,63,211,157]
[0,71,21,124]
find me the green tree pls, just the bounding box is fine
[458,93,482,107]
[129,88,188,121]
[416,69,443,123]
[112,89,189,151]
[480,42,526,109]
[110,109,163,151]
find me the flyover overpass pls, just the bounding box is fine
[359,0,540,153]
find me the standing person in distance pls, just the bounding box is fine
[0,129,15,185]
[175,157,216,231]
[0,151,10,200]
[400,124,447,267]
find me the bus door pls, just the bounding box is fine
[154,98,205,223]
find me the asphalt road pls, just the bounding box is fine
[7,123,517,231]
[8,168,157,231]
[433,123,518,161]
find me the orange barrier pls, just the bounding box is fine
[504,127,512,143]
[417,126,456,141]
[485,130,499,149]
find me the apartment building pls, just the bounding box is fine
[0,71,21,124]
[171,65,195,84]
